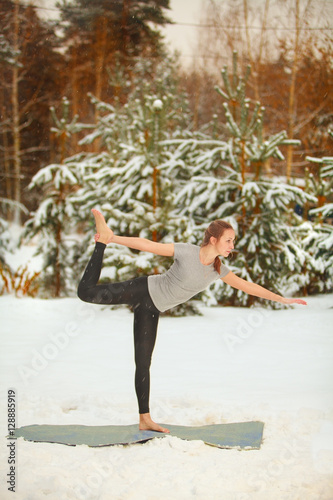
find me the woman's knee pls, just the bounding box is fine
[77,283,89,302]
[135,359,152,375]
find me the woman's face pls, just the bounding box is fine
[214,229,235,257]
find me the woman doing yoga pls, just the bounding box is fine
[77,209,307,433]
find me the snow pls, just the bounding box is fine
[1,245,333,499]
[152,99,163,111]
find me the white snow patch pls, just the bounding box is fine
[0,294,332,499]
[1,236,332,499]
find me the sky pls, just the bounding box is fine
[162,0,203,61]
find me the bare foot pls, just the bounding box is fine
[91,209,114,244]
[139,413,170,433]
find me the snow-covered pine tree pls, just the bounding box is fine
[0,202,11,267]
[0,33,20,66]
[166,51,316,307]
[301,131,333,293]
[0,35,21,260]
[66,56,199,313]
[0,197,28,263]
[0,209,12,292]
[22,98,91,297]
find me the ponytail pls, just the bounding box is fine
[214,255,221,274]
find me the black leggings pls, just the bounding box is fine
[77,242,160,414]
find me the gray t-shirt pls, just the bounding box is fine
[147,243,230,312]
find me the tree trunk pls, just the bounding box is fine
[152,165,158,242]
[12,0,21,225]
[54,218,61,297]
[2,101,12,203]
[93,17,108,151]
[241,139,246,218]
[286,0,300,181]
[243,0,253,65]
[255,0,270,101]
[95,16,107,119]
[70,39,79,154]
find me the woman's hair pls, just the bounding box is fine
[201,220,234,274]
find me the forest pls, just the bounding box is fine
[0,0,332,309]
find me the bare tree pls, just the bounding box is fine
[0,1,66,222]
[184,0,332,176]
[12,0,21,224]
[281,0,321,180]
[196,0,244,75]
[243,0,271,101]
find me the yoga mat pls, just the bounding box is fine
[14,421,264,450]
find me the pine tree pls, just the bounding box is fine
[25,56,197,312]
[69,58,193,295]
[0,0,65,220]
[302,130,333,293]
[167,52,316,307]
[0,33,20,65]
[57,0,172,120]
[0,205,11,266]
[0,198,29,294]
[22,99,87,297]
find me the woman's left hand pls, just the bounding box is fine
[282,297,307,305]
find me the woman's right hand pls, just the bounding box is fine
[281,297,307,305]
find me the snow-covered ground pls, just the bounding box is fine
[1,294,333,500]
[0,236,333,499]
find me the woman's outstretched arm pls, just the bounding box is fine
[221,272,307,305]
[112,234,174,257]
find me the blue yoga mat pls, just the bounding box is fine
[14,421,264,450]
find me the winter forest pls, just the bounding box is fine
[0,0,332,311]
[1,2,333,499]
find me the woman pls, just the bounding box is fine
[78,209,307,433]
